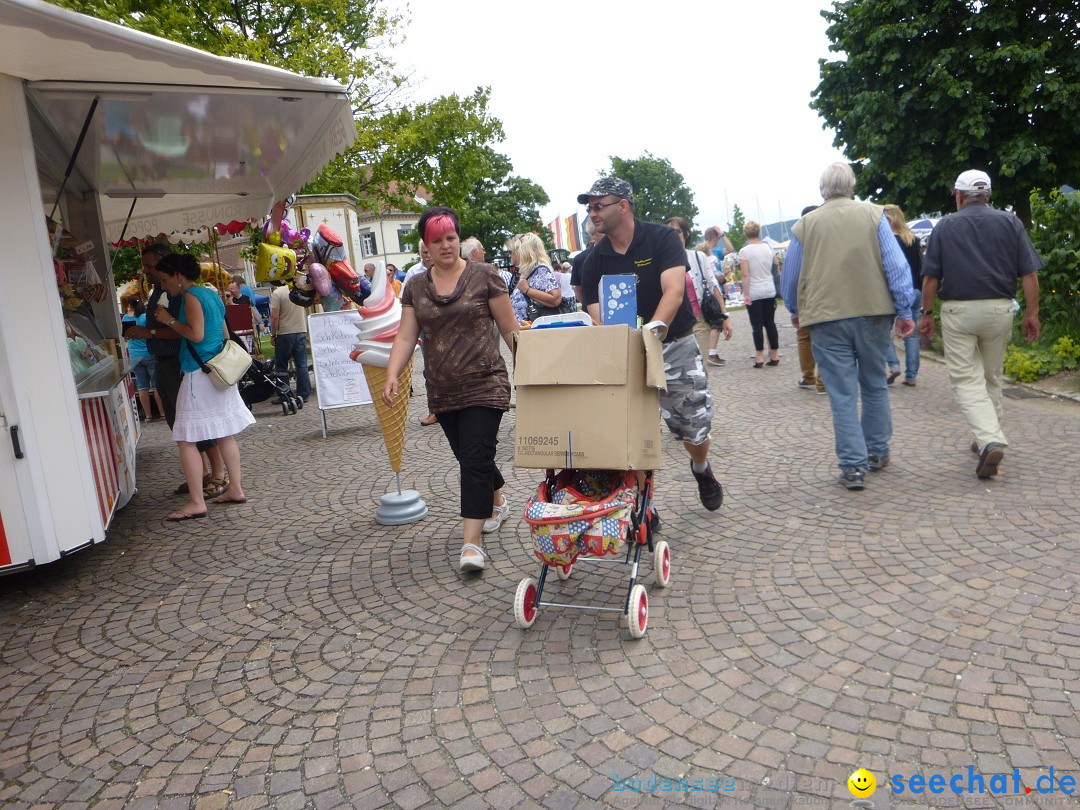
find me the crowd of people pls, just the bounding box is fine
[134,162,1041,571]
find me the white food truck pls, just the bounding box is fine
[0,0,355,572]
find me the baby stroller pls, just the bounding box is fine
[512,468,669,638]
[239,358,303,415]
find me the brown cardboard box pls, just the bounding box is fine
[514,325,666,470]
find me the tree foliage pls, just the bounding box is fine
[726,204,748,252]
[1027,188,1080,339]
[812,1,1080,226]
[606,153,698,227]
[457,153,549,257]
[304,88,505,213]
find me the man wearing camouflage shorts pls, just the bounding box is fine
[579,177,723,511]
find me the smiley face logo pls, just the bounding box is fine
[848,768,876,798]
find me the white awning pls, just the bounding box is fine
[1,0,356,242]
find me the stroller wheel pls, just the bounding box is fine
[627,584,648,638]
[653,540,671,589]
[513,577,539,629]
[281,402,289,416]
[296,397,304,410]
[555,563,573,581]
[288,400,297,415]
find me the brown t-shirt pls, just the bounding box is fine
[401,261,511,413]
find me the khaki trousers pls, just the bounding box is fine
[797,327,824,391]
[692,314,712,371]
[940,298,1014,449]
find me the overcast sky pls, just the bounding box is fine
[389,0,847,234]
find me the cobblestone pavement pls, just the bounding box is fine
[2,316,1079,810]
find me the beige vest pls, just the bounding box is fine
[790,197,894,328]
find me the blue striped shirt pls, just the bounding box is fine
[782,213,914,320]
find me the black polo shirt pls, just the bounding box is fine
[581,219,695,338]
[922,202,1042,301]
[570,242,595,289]
[145,282,184,357]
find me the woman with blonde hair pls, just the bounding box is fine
[507,232,562,323]
[883,204,923,385]
[739,220,781,367]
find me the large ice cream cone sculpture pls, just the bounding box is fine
[349,262,427,524]
[362,356,413,473]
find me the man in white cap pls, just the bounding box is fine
[919,169,1042,479]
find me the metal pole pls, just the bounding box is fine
[395,472,402,496]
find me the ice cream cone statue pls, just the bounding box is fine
[350,261,427,524]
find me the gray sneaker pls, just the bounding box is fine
[839,467,866,490]
[868,452,890,471]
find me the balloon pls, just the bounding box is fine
[267,232,282,247]
[308,262,332,296]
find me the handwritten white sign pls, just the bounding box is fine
[308,310,372,410]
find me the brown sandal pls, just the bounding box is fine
[203,476,229,498]
[176,472,212,495]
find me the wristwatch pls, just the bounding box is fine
[150,328,157,337]
[168,318,177,327]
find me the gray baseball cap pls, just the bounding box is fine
[577,177,635,205]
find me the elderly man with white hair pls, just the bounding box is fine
[781,163,916,491]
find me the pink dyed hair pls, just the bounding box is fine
[421,214,458,244]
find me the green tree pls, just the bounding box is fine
[607,153,698,228]
[1027,188,1080,339]
[811,1,1080,226]
[458,153,549,256]
[305,88,506,214]
[726,205,748,252]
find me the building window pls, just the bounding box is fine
[397,226,415,252]
[360,231,378,257]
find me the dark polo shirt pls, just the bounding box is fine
[581,219,695,339]
[145,282,184,357]
[922,202,1042,301]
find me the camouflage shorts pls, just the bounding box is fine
[658,334,712,446]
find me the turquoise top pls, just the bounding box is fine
[123,314,150,358]
[178,286,226,373]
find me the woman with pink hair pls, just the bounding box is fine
[382,207,520,573]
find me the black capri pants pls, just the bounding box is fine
[437,406,506,519]
[746,296,780,353]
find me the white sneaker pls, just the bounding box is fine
[482,499,511,534]
[459,543,488,572]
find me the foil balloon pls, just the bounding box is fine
[308,262,332,297]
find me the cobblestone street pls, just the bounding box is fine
[2,317,1079,809]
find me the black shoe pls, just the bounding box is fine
[887,369,900,385]
[868,452,890,471]
[796,378,816,390]
[839,467,866,490]
[976,442,1005,479]
[691,462,723,511]
[970,441,980,454]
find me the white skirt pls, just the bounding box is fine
[172,368,256,443]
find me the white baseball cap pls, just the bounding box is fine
[954,169,992,192]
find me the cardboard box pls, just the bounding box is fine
[600,275,638,327]
[514,324,666,470]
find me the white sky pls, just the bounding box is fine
[389,0,846,234]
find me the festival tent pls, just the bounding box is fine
[0,0,355,573]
